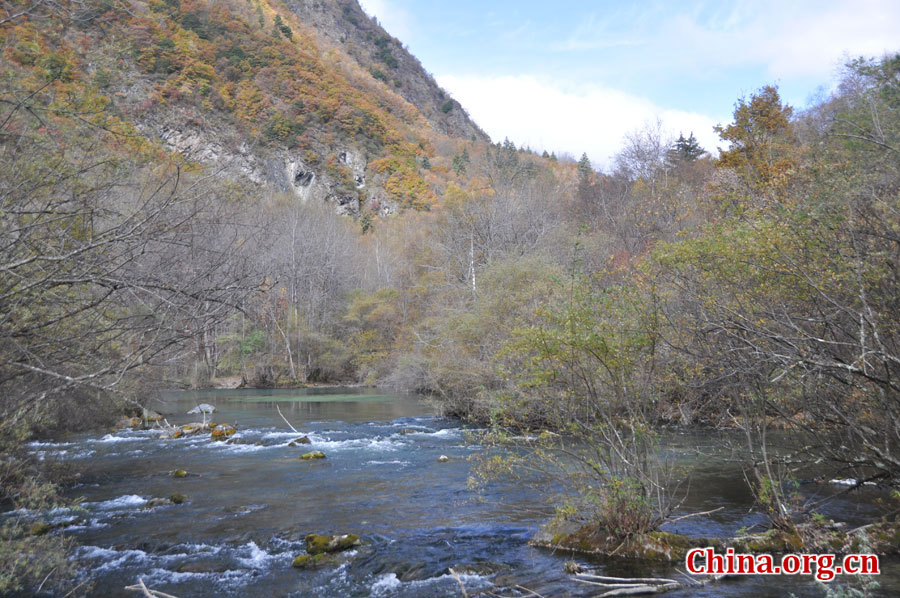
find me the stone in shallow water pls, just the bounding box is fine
[305,533,360,555]
[437,455,450,462]
[211,424,236,441]
[300,451,326,460]
[188,403,216,415]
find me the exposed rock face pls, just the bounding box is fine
[146,117,378,217]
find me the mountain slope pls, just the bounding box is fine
[280,0,487,142]
[1,0,489,217]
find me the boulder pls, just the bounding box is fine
[300,451,326,460]
[289,436,311,446]
[188,403,216,415]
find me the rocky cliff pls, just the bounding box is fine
[7,0,490,218]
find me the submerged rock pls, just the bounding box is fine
[144,494,187,508]
[437,455,450,462]
[146,497,174,509]
[188,403,216,415]
[305,533,360,555]
[300,451,326,460]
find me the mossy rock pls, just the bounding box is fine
[172,469,187,478]
[292,552,339,569]
[211,424,237,441]
[29,522,52,536]
[300,451,326,460]
[170,493,187,504]
[733,528,805,553]
[532,520,718,561]
[305,533,360,555]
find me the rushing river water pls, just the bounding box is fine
[18,388,900,597]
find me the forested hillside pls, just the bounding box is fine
[2,0,900,593]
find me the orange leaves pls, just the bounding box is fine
[714,86,799,203]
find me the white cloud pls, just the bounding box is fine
[556,0,900,81]
[437,74,724,168]
[357,0,413,44]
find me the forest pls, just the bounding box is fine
[2,0,900,595]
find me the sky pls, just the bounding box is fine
[357,0,900,168]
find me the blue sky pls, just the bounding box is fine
[358,0,900,167]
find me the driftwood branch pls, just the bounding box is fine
[124,578,180,598]
[448,568,469,598]
[572,571,728,597]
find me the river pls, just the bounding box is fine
[21,388,900,597]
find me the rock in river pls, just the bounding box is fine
[188,403,216,414]
[289,436,311,446]
[305,533,360,555]
[211,423,237,441]
[300,451,326,460]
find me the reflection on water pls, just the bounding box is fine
[10,388,899,597]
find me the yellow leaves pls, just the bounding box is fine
[183,61,215,82]
[441,181,472,209]
[232,80,267,123]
